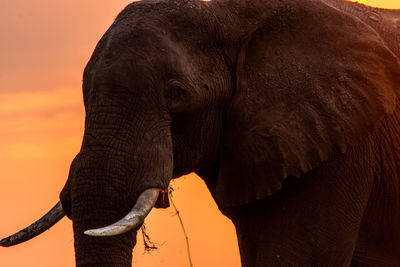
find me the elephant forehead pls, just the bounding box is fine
[83,36,170,88]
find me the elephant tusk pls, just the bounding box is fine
[0,201,65,247]
[84,188,160,237]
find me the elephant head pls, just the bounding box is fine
[1,0,400,266]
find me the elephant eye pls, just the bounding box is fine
[166,85,184,100]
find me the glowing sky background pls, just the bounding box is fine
[0,1,399,266]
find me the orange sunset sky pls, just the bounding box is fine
[0,1,399,266]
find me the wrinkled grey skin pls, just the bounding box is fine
[5,0,400,266]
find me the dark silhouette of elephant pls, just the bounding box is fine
[2,0,400,266]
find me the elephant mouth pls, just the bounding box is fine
[0,187,162,247]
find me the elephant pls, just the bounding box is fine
[1,0,400,266]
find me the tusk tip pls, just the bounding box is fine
[0,201,64,247]
[84,229,112,237]
[0,237,12,247]
[84,230,99,236]
[84,225,126,237]
[84,228,112,236]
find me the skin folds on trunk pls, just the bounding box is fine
[68,151,133,266]
[61,108,173,266]
[69,147,171,266]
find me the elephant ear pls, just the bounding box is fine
[216,2,400,207]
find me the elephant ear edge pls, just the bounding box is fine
[215,1,400,207]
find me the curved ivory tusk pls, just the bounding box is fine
[0,201,65,247]
[84,188,161,237]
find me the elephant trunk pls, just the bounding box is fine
[61,113,173,266]
[69,153,136,267]
[73,223,135,267]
